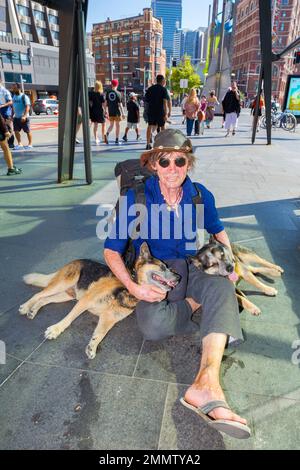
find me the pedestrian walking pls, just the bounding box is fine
[0,80,14,149]
[122,92,141,142]
[181,93,188,125]
[0,114,22,175]
[105,79,125,146]
[197,95,207,135]
[205,90,219,128]
[183,89,200,137]
[222,82,241,137]
[89,80,107,145]
[12,83,33,149]
[144,74,170,150]
[251,93,265,132]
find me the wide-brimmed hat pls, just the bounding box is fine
[140,129,193,168]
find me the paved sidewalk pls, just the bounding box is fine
[0,109,299,450]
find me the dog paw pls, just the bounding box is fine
[249,305,261,316]
[19,303,30,315]
[264,287,278,296]
[85,344,96,360]
[26,310,37,320]
[45,324,62,340]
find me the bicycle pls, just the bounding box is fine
[260,110,297,132]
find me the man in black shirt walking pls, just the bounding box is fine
[105,79,125,145]
[122,92,141,142]
[144,75,170,150]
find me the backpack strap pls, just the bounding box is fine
[192,183,203,250]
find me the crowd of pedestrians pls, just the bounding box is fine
[0,74,249,176]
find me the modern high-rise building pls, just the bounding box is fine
[151,0,182,66]
[0,0,95,99]
[232,0,300,103]
[172,26,207,66]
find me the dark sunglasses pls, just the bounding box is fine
[158,156,187,168]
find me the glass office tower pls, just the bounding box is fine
[151,0,182,66]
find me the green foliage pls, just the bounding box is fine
[167,55,201,97]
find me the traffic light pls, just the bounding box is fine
[293,51,300,64]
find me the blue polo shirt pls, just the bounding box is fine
[104,175,224,260]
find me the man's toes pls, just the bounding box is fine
[264,287,277,296]
[249,305,261,316]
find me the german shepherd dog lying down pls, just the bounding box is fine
[189,237,284,316]
[19,243,180,359]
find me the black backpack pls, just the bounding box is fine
[114,159,203,268]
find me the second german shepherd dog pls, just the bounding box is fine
[19,243,180,359]
[188,237,284,316]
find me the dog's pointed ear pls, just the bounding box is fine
[139,242,151,260]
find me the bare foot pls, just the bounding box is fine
[184,373,247,425]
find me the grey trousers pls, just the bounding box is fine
[136,261,243,342]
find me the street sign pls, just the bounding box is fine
[180,79,188,89]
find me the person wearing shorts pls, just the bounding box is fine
[144,74,170,150]
[12,83,33,150]
[122,92,141,142]
[105,79,125,145]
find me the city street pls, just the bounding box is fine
[0,108,299,450]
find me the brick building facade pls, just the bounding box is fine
[232,0,300,104]
[92,8,166,94]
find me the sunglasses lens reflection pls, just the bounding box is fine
[158,157,187,168]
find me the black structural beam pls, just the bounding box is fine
[36,0,92,184]
[252,0,272,145]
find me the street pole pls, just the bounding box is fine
[144,69,146,95]
[216,0,226,100]
[109,37,114,80]
[20,75,24,93]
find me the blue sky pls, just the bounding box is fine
[86,0,212,32]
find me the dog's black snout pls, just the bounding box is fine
[226,265,234,273]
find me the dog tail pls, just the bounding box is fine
[23,272,57,287]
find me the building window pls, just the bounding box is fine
[103,38,109,45]
[112,37,118,44]
[256,64,260,74]
[133,47,139,56]
[48,14,59,25]
[123,64,129,71]
[281,0,288,4]
[36,27,48,37]
[121,49,128,56]
[114,64,120,72]
[280,23,285,31]
[272,65,278,77]
[52,31,59,40]
[155,62,160,72]
[144,31,151,41]
[113,22,119,30]
[112,50,118,57]
[95,40,100,47]
[16,5,30,17]
[20,23,32,33]
[4,72,32,83]
[145,47,151,56]
[95,52,101,59]
[20,52,30,65]
[122,35,129,43]
[155,48,161,58]
[132,33,140,42]
[33,10,45,21]
[282,11,287,17]
[272,81,277,91]
[105,23,110,31]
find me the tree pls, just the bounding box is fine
[167,55,201,97]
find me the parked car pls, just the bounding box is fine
[33,98,59,115]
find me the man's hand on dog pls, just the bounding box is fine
[129,282,166,303]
